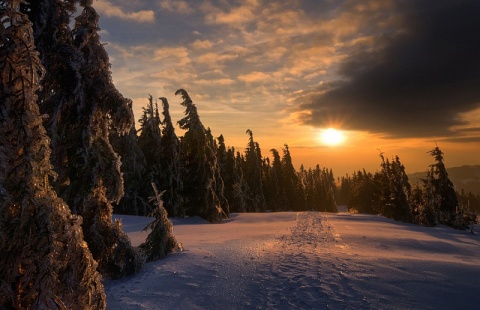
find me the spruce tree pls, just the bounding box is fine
[281,144,305,211]
[21,1,143,278]
[427,146,463,227]
[158,97,183,217]
[270,148,287,211]
[138,95,162,184]
[379,153,412,222]
[140,184,182,262]
[217,135,244,212]
[110,117,150,215]
[0,4,105,307]
[177,89,226,222]
[244,129,266,212]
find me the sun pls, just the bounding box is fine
[320,128,345,146]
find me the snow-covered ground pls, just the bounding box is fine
[106,212,480,309]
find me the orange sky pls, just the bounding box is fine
[93,0,480,177]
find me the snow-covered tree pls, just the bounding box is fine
[244,129,266,212]
[266,148,286,211]
[425,146,476,228]
[110,114,150,215]
[138,95,162,184]
[177,89,226,222]
[20,1,143,278]
[0,4,105,307]
[281,144,305,211]
[379,154,412,222]
[158,97,183,217]
[140,184,182,262]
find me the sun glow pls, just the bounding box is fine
[320,128,345,146]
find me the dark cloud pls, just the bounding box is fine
[299,0,480,138]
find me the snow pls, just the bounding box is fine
[106,212,480,309]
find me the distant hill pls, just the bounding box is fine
[408,165,480,195]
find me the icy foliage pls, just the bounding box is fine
[176,89,228,222]
[0,4,105,308]
[110,122,150,216]
[244,130,267,212]
[19,0,142,278]
[139,184,182,262]
[158,97,183,217]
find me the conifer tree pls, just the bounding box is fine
[0,4,105,307]
[140,184,182,262]
[158,97,183,217]
[176,89,226,222]
[268,148,286,211]
[379,153,412,222]
[426,146,468,228]
[217,135,247,212]
[110,117,149,215]
[232,150,249,213]
[281,144,305,211]
[138,95,162,183]
[244,129,266,212]
[21,1,143,278]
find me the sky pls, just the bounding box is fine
[92,0,480,177]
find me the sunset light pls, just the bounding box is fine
[5,2,480,309]
[320,128,345,146]
[92,0,480,175]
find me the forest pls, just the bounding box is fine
[0,1,477,309]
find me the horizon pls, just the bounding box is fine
[93,0,480,177]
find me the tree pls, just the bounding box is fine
[267,148,286,211]
[379,153,412,222]
[140,184,182,262]
[426,146,476,228]
[158,97,183,217]
[177,89,226,222]
[110,112,150,215]
[138,95,162,185]
[244,129,266,212]
[21,0,143,278]
[281,144,305,211]
[0,3,105,307]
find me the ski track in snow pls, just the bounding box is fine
[105,212,480,309]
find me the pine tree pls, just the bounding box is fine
[0,4,105,307]
[140,184,182,262]
[177,89,226,222]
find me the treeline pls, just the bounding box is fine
[112,90,338,222]
[336,149,478,229]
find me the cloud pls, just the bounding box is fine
[203,0,260,27]
[153,46,191,66]
[191,39,214,50]
[94,0,155,23]
[237,71,272,83]
[159,0,194,15]
[194,78,236,86]
[297,0,480,138]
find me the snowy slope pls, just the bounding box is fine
[105,212,480,309]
